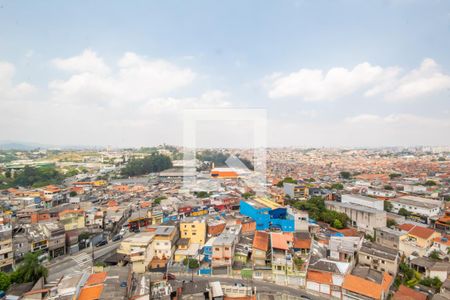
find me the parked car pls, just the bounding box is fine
[112,234,123,242]
[95,239,108,247]
[163,273,176,280]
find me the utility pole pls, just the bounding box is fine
[148,272,152,300]
[91,238,95,269]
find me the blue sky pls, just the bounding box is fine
[0,0,449,147]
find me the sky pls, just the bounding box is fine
[0,0,449,148]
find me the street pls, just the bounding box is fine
[47,240,121,282]
[170,274,327,300]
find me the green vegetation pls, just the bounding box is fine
[384,185,393,190]
[121,153,172,177]
[438,157,446,161]
[276,177,297,187]
[94,261,107,267]
[420,276,442,289]
[293,257,304,267]
[288,196,349,228]
[384,201,393,212]
[69,191,77,197]
[330,183,344,190]
[339,171,351,180]
[424,180,437,186]
[183,258,199,269]
[365,234,375,242]
[242,192,254,199]
[1,165,65,189]
[0,272,11,291]
[389,173,402,180]
[0,151,18,163]
[395,262,420,288]
[153,196,166,205]
[398,208,411,217]
[7,252,48,286]
[194,191,211,198]
[387,219,397,228]
[429,250,441,260]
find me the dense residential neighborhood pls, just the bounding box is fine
[0,146,448,300]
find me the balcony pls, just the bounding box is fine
[0,246,13,255]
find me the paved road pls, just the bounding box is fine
[47,241,121,282]
[173,274,326,300]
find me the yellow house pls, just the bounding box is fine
[180,218,206,245]
[399,224,441,256]
[59,209,85,231]
[117,232,155,273]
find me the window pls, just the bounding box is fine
[215,248,220,251]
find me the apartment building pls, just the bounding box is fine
[0,222,13,272]
[325,201,386,234]
[390,196,442,224]
[374,227,408,250]
[59,209,85,231]
[179,218,206,246]
[39,222,66,258]
[358,242,399,276]
[152,225,178,260]
[211,233,235,268]
[284,183,309,200]
[252,231,270,266]
[117,232,155,273]
[399,224,441,256]
[341,194,384,211]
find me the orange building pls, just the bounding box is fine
[211,168,238,179]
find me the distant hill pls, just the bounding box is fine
[0,141,48,151]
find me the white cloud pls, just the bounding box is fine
[345,113,449,127]
[267,62,398,101]
[267,58,450,102]
[49,50,197,106]
[381,58,450,101]
[0,61,35,99]
[52,49,110,74]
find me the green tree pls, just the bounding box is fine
[389,173,402,180]
[340,171,351,180]
[188,258,199,269]
[387,219,397,228]
[384,185,393,190]
[121,154,172,177]
[13,165,64,188]
[13,252,48,283]
[69,191,77,197]
[429,250,441,260]
[276,177,297,187]
[332,219,344,229]
[331,183,344,190]
[0,272,11,291]
[424,180,437,186]
[398,208,411,217]
[384,201,393,212]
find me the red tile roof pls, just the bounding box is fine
[78,284,104,300]
[307,271,332,285]
[398,223,415,232]
[392,285,427,300]
[409,225,436,240]
[271,232,289,250]
[86,272,107,286]
[253,231,269,251]
[343,272,392,300]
